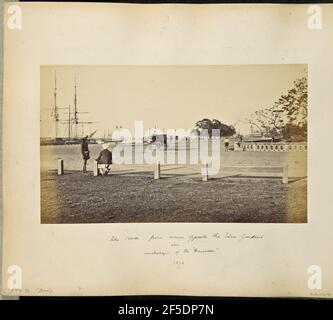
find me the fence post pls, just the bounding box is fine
[57,159,64,175]
[93,160,98,176]
[154,161,160,180]
[202,162,208,182]
[282,163,288,184]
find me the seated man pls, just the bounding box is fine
[95,143,112,176]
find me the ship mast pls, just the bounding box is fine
[49,70,66,139]
[68,104,71,140]
[74,77,78,138]
[72,77,96,138]
[52,71,59,138]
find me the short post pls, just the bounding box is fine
[93,160,98,176]
[202,162,208,182]
[57,159,64,175]
[154,161,160,180]
[282,163,288,184]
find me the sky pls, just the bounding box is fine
[40,65,307,138]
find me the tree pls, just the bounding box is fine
[195,118,235,137]
[278,76,307,127]
[247,76,308,141]
[195,118,213,130]
[282,123,307,142]
[247,104,287,137]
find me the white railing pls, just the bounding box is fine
[57,159,290,183]
[236,142,307,152]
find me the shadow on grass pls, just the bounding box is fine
[286,176,307,184]
[160,173,200,179]
[215,175,282,180]
[209,175,307,184]
[45,169,307,185]
[160,166,187,172]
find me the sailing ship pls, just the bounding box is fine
[41,72,97,145]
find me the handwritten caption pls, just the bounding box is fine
[109,232,264,268]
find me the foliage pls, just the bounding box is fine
[247,77,307,141]
[195,118,236,137]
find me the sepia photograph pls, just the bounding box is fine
[40,65,307,224]
[4,3,333,299]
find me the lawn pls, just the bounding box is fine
[41,171,307,223]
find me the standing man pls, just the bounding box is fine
[81,135,90,173]
[224,137,230,151]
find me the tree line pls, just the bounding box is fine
[194,76,307,142]
[194,119,236,138]
[247,76,307,142]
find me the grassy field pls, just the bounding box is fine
[41,170,307,224]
